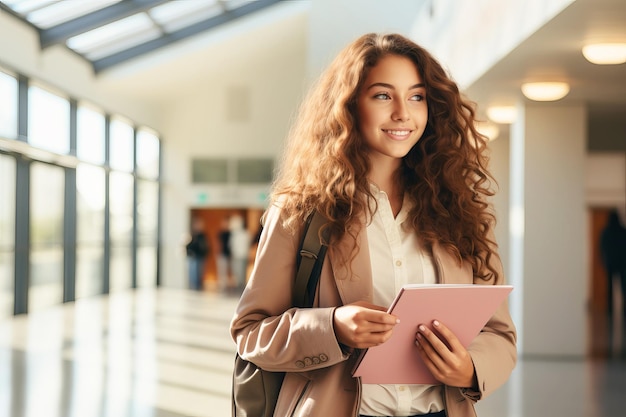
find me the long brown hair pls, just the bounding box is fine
[270,33,498,281]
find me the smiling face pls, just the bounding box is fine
[356,54,428,167]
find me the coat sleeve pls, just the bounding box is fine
[229,205,348,372]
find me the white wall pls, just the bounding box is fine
[585,153,626,212]
[307,0,426,77]
[158,12,310,288]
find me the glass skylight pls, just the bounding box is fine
[0,0,283,71]
[223,0,256,11]
[149,0,219,23]
[3,0,56,15]
[67,12,156,55]
[27,0,121,29]
[84,28,162,61]
[151,2,224,33]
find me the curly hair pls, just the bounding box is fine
[270,33,499,281]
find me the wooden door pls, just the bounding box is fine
[588,207,615,357]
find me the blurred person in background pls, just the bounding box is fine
[229,214,251,292]
[217,216,232,292]
[600,209,626,318]
[185,216,209,291]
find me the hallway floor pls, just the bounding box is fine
[0,288,624,417]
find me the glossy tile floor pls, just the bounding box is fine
[0,288,624,417]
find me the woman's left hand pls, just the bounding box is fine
[415,320,478,389]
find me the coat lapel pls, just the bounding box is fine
[329,222,374,305]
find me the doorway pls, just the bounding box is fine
[588,207,625,358]
[188,207,263,291]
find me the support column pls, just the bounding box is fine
[512,103,588,357]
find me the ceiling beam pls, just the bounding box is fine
[39,0,170,48]
[92,0,285,74]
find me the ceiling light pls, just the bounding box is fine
[487,106,517,124]
[521,82,570,101]
[582,43,626,65]
[475,121,500,141]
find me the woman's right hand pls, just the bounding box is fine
[333,301,399,349]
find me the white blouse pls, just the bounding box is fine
[359,185,445,416]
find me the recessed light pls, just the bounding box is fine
[582,43,626,65]
[521,82,570,101]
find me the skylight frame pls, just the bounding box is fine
[0,0,286,72]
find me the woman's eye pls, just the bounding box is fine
[410,94,425,101]
[373,92,391,100]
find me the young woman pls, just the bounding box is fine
[230,33,516,417]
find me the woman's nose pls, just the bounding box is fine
[392,101,410,121]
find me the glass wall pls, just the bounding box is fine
[0,155,16,318]
[110,118,134,172]
[137,180,158,288]
[29,162,65,313]
[0,67,162,315]
[28,86,70,155]
[136,129,160,288]
[109,171,134,292]
[76,104,105,164]
[76,163,105,298]
[136,129,160,178]
[75,104,106,299]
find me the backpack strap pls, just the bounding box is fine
[293,211,328,308]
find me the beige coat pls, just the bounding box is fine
[231,205,517,417]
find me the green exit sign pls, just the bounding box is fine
[196,192,209,204]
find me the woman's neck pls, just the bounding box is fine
[368,160,404,217]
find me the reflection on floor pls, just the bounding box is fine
[0,288,624,417]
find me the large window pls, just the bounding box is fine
[29,162,65,313]
[110,118,134,172]
[1,72,161,315]
[77,104,105,164]
[0,154,16,318]
[136,129,160,288]
[136,129,160,179]
[109,171,134,291]
[76,164,105,299]
[137,180,158,287]
[28,86,70,154]
[0,71,18,139]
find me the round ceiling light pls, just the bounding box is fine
[582,43,626,65]
[475,121,500,141]
[521,82,570,101]
[486,106,517,124]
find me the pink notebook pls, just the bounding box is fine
[352,284,513,384]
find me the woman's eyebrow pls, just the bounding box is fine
[365,82,425,90]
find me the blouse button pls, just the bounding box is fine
[395,260,402,267]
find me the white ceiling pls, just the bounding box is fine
[466,0,626,120]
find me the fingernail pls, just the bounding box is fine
[433,320,440,327]
[418,325,426,332]
[396,319,401,324]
